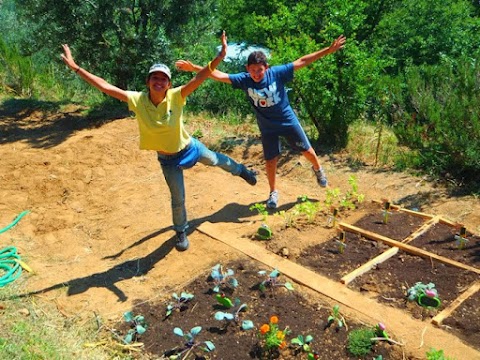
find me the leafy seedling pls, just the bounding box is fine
[326,304,347,331]
[291,334,314,353]
[257,269,294,292]
[210,263,238,293]
[214,294,253,330]
[166,291,194,318]
[169,326,215,359]
[123,311,147,344]
[407,282,441,308]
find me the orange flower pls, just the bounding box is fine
[279,340,287,349]
[270,315,279,324]
[259,324,270,334]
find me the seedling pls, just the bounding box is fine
[426,347,456,360]
[346,175,365,205]
[407,282,441,308]
[210,263,238,293]
[327,304,347,330]
[276,209,296,228]
[166,291,195,318]
[291,334,314,354]
[293,196,320,224]
[169,326,215,359]
[122,311,147,344]
[375,322,389,339]
[257,269,294,292]
[214,294,253,330]
[382,201,393,224]
[454,226,469,250]
[249,202,268,222]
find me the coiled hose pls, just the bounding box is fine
[0,210,31,286]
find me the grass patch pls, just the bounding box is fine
[346,119,416,168]
[0,281,116,360]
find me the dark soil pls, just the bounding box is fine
[117,259,407,359]
[298,232,391,282]
[350,203,426,241]
[348,251,478,319]
[296,203,480,352]
[407,221,480,266]
[442,291,480,351]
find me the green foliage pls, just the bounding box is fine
[122,311,147,344]
[2,0,480,188]
[276,196,321,228]
[250,202,269,221]
[0,38,34,96]
[386,57,480,183]
[327,304,346,330]
[257,269,294,292]
[426,348,456,360]
[347,327,376,356]
[372,0,480,73]
[15,0,219,90]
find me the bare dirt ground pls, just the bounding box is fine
[1,103,479,358]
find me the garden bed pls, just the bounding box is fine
[295,202,480,353]
[441,290,480,351]
[298,231,391,282]
[406,221,480,267]
[350,202,426,241]
[116,259,407,359]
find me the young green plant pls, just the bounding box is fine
[214,294,253,330]
[122,311,147,344]
[257,269,294,292]
[165,291,195,318]
[169,326,215,359]
[210,263,238,293]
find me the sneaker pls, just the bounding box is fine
[175,231,189,251]
[239,165,257,186]
[313,166,328,187]
[266,190,279,209]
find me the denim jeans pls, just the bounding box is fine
[158,138,243,233]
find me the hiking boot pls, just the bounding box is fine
[266,190,279,209]
[239,165,257,186]
[313,166,328,187]
[175,231,190,251]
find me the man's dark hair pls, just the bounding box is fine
[247,51,268,66]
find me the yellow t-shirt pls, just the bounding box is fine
[126,87,190,153]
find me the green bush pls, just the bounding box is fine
[384,57,480,184]
[347,327,376,357]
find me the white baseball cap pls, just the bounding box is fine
[148,63,171,79]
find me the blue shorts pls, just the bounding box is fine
[261,124,312,161]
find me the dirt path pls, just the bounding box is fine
[1,108,479,357]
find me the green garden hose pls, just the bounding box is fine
[0,210,30,234]
[0,246,22,287]
[0,210,31,286]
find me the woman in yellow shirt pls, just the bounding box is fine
[61,32,257,251]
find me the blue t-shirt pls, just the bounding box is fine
[229,63,299,133]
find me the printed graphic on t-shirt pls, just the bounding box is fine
[247,82,281,108]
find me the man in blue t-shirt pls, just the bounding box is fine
[176,35,345,209]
